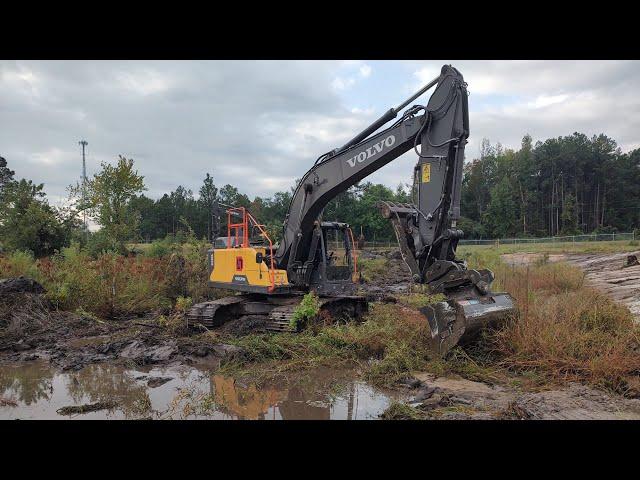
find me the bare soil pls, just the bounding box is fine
[400,373,640,420]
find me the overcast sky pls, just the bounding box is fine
[2,60,639,206]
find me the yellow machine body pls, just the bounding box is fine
[209,246,290,294]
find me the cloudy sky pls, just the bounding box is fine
[2,60,639,205]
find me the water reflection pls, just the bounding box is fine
[0,362,55,406]
[0,361,399,420]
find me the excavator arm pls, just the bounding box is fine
[275,65,467,284]
[273,64,515,354]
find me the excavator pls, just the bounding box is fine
[187,65,515,355]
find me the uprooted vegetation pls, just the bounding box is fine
[220,301,438,386]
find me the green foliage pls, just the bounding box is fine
[323,182,411,241]
[146,239,172,258]
[0,237,212,319]
[0,178,76,256]
[457,216,486,239]
[85,229,124,258]
[0,156,15,195]
[290,292,321,330]
[0,250,40,278]
[358,258,389,282]
[74,155,146,252]
[175,296,193,312]
[462,133,640,238]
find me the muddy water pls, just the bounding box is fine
[0,361,402,420]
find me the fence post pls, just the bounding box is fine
[613,232,616,241]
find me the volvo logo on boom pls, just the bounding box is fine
[345,135,396,168]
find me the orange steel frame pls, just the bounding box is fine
[226,207,277,292]
[347,227,358,275]
[226,207,359,291]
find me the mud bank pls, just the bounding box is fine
[392,373,640,420]
[0,288,244,372]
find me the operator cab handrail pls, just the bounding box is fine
[226,206,277,292]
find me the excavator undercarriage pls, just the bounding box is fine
[187,293,367,333]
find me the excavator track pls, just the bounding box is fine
[266,305,297,333]
[186,296,247,329]
[187,294,368,333]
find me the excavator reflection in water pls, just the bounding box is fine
[209,374,366,420]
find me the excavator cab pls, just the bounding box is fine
[307,221,359,294]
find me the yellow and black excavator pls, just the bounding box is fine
[188,65,515,355]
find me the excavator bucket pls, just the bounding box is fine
[421,287,516,356]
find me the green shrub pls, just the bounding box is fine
[146,240,171,258]
[290,292,321,330]
[0,250,39,278]
[175,296,193,312]
[86,230,123,258]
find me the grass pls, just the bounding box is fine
[379,401,424,420]
[490,262,640,393]
[458,239,640,256]
[0,239,216,319]
[358,258,389,282]
[221,299,443,386]
[456,246,640,394]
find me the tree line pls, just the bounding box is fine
[1,130,639,257]
[460,133,640,239]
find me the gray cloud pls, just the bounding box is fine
[2,60,640,207]
[1,60,376,204]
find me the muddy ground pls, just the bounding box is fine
[394,373,640,419]
[0,288,243,373]
[2,248,640,419]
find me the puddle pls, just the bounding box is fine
[0,361,401,420]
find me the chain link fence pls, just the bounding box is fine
[459,232,637,246]
[328,232,637,250]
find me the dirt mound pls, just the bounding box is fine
[0,277,45,295]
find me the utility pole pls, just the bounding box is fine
[79,140,88,237]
